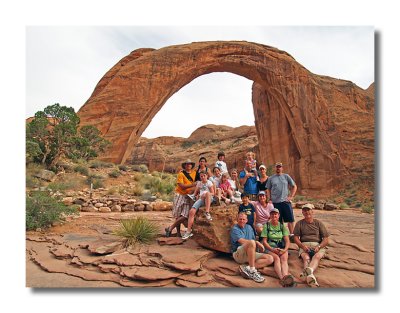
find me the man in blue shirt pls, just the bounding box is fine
[239,160,259,201]
[230,212,274,283]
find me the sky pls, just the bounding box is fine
[26,26,374,138]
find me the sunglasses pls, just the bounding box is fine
[276,165,282,168]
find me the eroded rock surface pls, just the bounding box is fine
[26,209,374,288]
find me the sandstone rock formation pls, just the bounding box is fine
[78,41,374,196]
[129,124,259,173]
[26,209,375,288]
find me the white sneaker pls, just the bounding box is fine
[205,212,212,221]
[182,231,193,240]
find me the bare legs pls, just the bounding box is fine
[166,216,187,236]
[269,252,289,280]
[300,252,323,273]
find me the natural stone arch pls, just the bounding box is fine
[78,41,374,194]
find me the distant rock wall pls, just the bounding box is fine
[78,41,374,195]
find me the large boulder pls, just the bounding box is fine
[192,205,238,253]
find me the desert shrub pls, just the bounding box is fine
[92,179,104,189]
[139,164,149,173]
[339,202,349,209]
[181,141,195,149]
[89,160,115,168]
[47,173,86,192]
[131,185,144,196]
[132,172,143,181]
[118,164,128,171]
[106,187,119,195]
[362,205,374,214]
[109,169,121,178]
[73,165,89,176]
[26,175,42,189]
[26,191,78,230]
[86,175,105,189]
[113,217,159,247]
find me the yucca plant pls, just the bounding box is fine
[113,217,159,247]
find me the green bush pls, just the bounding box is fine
[26,191,78,230]
[89,160,115,168]
[118,164,128,171]
[109,169,121,178]
[339,202,349,209]
[113,217,159,247]
[362,205,374,214]
[73,165,89,176]
[131,185,144,196]
[86,175,105,189]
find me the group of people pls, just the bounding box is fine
[164,151,330,287]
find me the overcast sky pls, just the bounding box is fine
[26,26,374,138]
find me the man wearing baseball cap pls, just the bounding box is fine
[293,203,330,287]
[266,162,297,237]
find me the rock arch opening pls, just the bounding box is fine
[78,41,374,195]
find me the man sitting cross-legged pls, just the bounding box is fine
[230,212,274,283]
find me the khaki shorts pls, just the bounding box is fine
[298,241,327,258]
[233,245,265,264]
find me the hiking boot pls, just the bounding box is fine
[205,212,212,221]
[165,227,171,237]
[182,231,193,240]
[249,270,265,283]
[280,274,295,287]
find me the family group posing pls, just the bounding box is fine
[164,151,330,288]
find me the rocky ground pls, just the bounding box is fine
[26,207,374,288]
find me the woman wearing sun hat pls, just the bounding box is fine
[165,159,197,237]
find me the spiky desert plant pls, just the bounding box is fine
[113,217,159,247]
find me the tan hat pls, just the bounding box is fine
[181,159,195,169]
[275,162,283,167]
[270,207,280,214]
[302,203,314,210]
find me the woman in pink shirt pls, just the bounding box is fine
[252,190,273,236]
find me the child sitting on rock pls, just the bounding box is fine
[219,172,235,204]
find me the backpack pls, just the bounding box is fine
[266,222,285,249]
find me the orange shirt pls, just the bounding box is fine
[175,169,196,195]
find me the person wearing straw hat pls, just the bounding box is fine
[165,159,197,237]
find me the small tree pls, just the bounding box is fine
[68,125,110,161]
[26,103,109,167]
